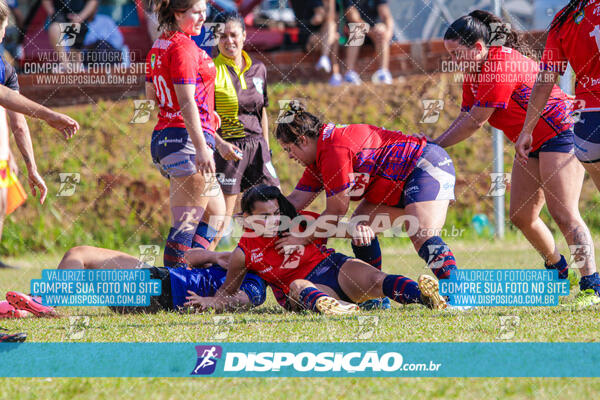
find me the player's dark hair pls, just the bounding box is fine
[444,10,529,55]
[153,0,203,32]
[241,185,298,222]
[213,11,246,31]
[274,100,323,144]
[550,0,589,31]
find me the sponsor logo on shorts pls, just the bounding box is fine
[163,159,190,169]
[218,176,237,186]
[438,158,452,167]
[404,185,419,194]
[191,345,223,375]
[158,137,185,146]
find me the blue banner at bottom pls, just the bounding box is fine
[1,342,599,377]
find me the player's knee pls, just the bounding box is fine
[547,208,580,232]
[509,212,533,229]
[61,246,92,264]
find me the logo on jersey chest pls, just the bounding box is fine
[251,249,264,263]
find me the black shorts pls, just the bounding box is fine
[110,267,174,314]
[215,135,279,195]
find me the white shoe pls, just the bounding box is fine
[316,55,332,73]
[371,68,393,84]
[344,70,362,85]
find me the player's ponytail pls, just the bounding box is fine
[550,0,589,32]
[444,10,529,55]
[274,100,323,145]
[152,0,202,32]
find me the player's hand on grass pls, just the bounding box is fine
[184,291,217,311]
[195,147,216,175]
[47,112,79,139]
[216,140,243,162]
[515,131,533,164]
[28,169,47,204]
[351,223,375,247]
[275,232,310,253]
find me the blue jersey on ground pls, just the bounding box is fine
[168,265,267,308]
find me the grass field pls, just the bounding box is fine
[2,236,600,398]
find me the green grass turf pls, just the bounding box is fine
[1,236,600,397]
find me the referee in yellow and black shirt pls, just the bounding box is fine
[212,12,280,236]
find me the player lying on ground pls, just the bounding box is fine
[183,184,448,315]
[0,246,266,318]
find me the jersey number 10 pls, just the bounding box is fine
[155,75,174,108]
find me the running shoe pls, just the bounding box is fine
[6,291,59,318]
[343,70,362,85]
[562,289,600,309]
[0,300,31,319]
[418,275,447,310]
[315,296,359,315]
[316,55,332,73]
[371,68,393,84]
[359,297,391,310]
[0,328,27,342]
[329,73,343,86]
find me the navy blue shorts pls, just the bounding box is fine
[305,252,352,302]
[528,130,574,159]
[150,127,216,179]
[574,111,600,163]
[396,143,456,208]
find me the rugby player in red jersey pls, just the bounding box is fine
[437,10,600,305]
[146,0,230,269]
[270,102,459,297]
[183,185,447,314]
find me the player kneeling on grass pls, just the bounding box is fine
[183,185,447,315]
[0,246,266,318]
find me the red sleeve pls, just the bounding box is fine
[169,42,199,84]
[473,54,516,109]
[318,146,355,197]
[295,163,323,193]
[461,79,475,112]
[541,28,568,74]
